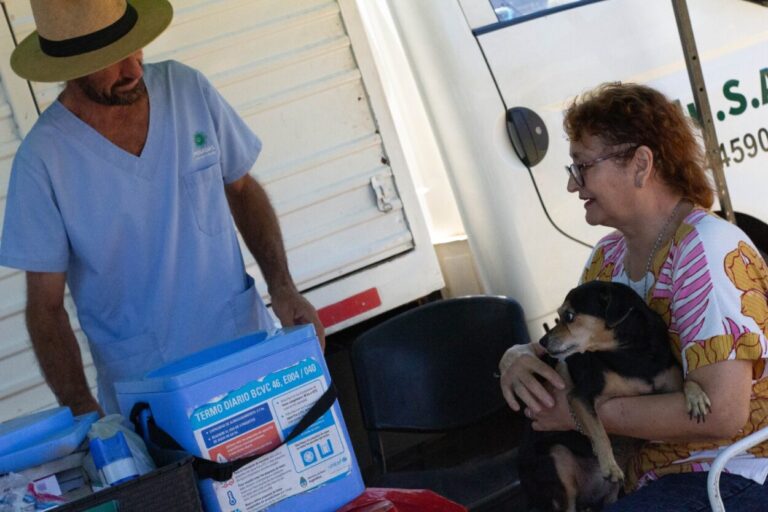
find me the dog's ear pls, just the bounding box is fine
[598,287,612,312]
[603,286,633,328]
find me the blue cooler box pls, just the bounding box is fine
[115,325,364,512]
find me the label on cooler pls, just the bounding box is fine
[189,358,352,512]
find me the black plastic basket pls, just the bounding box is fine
[55,456,202,512]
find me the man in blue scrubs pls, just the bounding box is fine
[0,0,325,415]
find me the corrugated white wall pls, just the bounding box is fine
[0,0,425,422]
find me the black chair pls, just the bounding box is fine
[351,295,531,511]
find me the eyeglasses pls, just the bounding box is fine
[565,145,639,187]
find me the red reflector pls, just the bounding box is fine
[318,288,382,328]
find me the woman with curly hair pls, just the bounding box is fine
[499,82,768,510]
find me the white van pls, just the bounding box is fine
[365,0,768,336]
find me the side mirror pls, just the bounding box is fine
[505,106,548,167]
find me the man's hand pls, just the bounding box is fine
[271,286,326,350]
[226,175,325,347]
[27,272,104,417]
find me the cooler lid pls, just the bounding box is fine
[0,409,99,473]
[0,406,72,456]
[115,325,318,394]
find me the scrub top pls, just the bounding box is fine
[0,61,274,413]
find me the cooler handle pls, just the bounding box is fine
[129,382,338,482]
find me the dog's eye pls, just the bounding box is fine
[562,311,575,323]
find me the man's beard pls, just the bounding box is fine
[76,77,147,106]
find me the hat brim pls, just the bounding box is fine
[11,0,173,83]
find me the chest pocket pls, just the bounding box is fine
[183,163,229,235]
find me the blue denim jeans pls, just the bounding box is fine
[605,473,767,511]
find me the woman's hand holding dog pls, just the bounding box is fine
[499,342,565,414]
[524,384,576,431]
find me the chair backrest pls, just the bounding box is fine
[351,295,530,433]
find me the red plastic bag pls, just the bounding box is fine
[337,488,468,512]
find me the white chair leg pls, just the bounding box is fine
[708,427,768,511]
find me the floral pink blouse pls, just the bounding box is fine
[582,208,768,489]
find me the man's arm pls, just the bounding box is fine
[26,271,103,416]
[225,173,326,348]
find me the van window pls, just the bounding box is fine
[490,0,584,21]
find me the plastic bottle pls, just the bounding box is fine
[88,431,139,486]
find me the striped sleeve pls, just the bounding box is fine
[672,214,768,374]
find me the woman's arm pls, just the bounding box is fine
[599,359,752,442]
[528,359,752,442]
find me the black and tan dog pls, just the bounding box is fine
[518,281,711,512]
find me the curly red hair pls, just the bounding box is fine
[563,82,714,208]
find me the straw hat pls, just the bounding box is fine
[11,0,173,82]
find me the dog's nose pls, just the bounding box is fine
[538,334,550,350]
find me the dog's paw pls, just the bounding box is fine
[601,461,624,483]
[684,380,712,423]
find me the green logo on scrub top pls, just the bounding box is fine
[194,131,207,148]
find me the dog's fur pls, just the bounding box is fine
[518,281,711,512]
